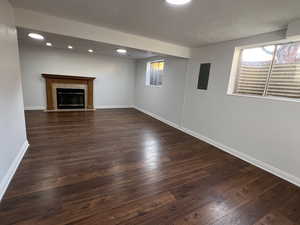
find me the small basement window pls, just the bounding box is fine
[146,60,165,87]
[228,41,300,100]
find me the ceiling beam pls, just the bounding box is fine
[14,8,191,58]
[287,19,300,41]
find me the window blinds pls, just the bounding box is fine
[235,42,300,99]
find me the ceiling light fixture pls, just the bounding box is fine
[46,42,52,47]
[68,45,73,49]
[165,0,191,5]
[88,49,94,53]
[116,49,127,54]
[28,33,44,40]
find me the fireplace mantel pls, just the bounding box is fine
[42,74,96,111]
[42,74,96,81]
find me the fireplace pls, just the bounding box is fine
[57,88,85,109]
[42,74,95,111]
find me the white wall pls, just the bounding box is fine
[135,57,188,126]
[0,0,28,200]
[182,30,300,185]
[19,44,136,109]
[134,30,300,186]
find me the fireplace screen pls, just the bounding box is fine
[56,88,85,109]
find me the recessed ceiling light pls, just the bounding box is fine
[68,45,73,49]
[116,49,127,54]
[46,42,52,47]
[28,33,44,40]
[88,49,94,53]
[166,0,191,5]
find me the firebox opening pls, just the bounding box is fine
[56,88,85,109]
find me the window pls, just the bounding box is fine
[146,60,165,86]
[230,41,300,99]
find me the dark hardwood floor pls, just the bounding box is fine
[0,109,300,225]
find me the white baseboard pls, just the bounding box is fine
[133,106,300,187]
[25,106,134,110]
[0,140,29,201]
[95,105,134,109]
[182,128,300,187]
[24,106,45,110]
[133,106,181,129]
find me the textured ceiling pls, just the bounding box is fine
[10,0,300,47]
[17,28,160,59]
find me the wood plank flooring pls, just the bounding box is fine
[0,109,299,225]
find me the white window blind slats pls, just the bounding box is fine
[236,65,269,95]
[234,42,300,100]
[266,63,300,98]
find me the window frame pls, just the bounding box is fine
[145,59,165,88]
[227,38,300,103]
